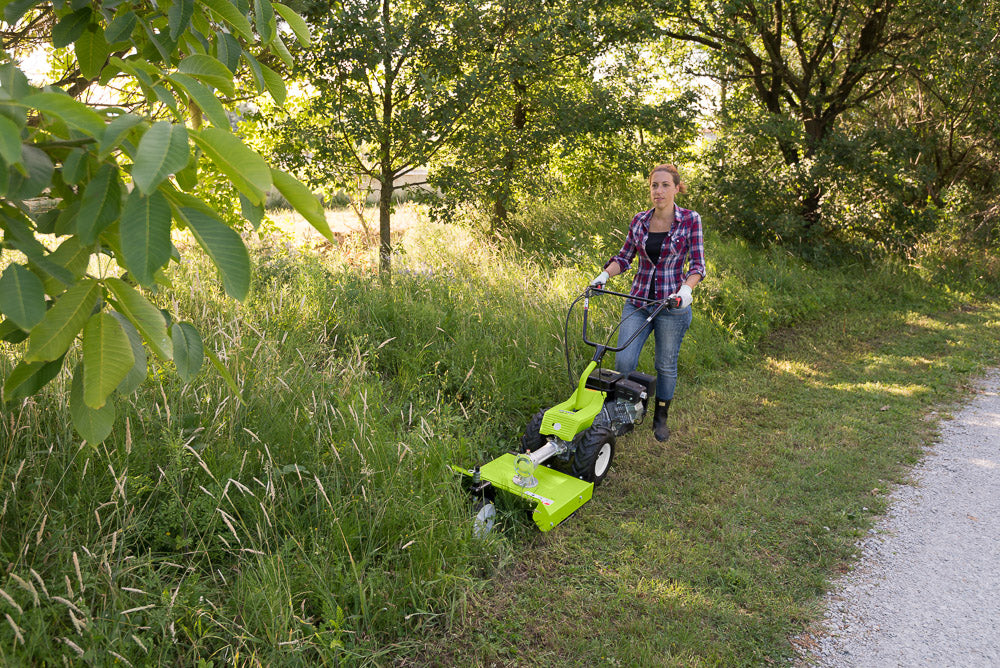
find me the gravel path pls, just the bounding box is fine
[797,371,1000,667]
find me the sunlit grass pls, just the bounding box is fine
[829,381,930,397]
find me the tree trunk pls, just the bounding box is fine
[800,185,823,233]
[378,166,393,283]
[798,114,830,230]
[379,0,393,284]
[491,78,528,231]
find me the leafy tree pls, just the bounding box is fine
[0,0,330,442]
[679,0,1000,258]
[268,0,503,281]
[432,0,699,229]
[655,0,936,235]
[860,2,1000,240]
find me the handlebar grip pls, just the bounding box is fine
[666,295,682,309]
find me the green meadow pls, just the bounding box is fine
[3,189,999,665]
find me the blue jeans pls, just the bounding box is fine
[614,301,692,401]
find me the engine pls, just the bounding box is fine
[586,368,654,437]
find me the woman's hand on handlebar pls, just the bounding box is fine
[669,284,693,308]
[590,270,610,287]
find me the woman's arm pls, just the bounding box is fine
[605,212,645,275]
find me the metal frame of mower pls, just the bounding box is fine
[455,285,680,534]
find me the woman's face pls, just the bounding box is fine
[649,171,678,208]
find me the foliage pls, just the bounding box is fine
[262,0,504,280]
[703,111,952,261]
[702,61,1000,261]
[429,3,700,229]
[653,0,1000,256]
[0,238,499,663]
[0,0,330,441]
[857,1,1000,249]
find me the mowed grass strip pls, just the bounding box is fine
[426,302,1000,666]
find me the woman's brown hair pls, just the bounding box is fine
[648,164,687,194]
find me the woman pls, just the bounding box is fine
[590,164,705,442]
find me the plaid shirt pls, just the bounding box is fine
[605,205,706,307]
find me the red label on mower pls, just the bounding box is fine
[522,490,554,506]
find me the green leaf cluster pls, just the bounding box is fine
[657,0,1000,259]
[1,0,328,442]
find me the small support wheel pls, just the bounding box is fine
[572,426,616,485]
[472,500,496,538]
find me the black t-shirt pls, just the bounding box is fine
[645,231,668,299]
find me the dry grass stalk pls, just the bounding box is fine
[259,501,273,527]
[68,609,86,635]
[107,464,126,500]
[313,475,334,512]
[0,587,24,615]
[8,573,39,606]
[217,509,241,544]
[5,613,24,645]
[35,513,47,545]
[61,636,84,656]
[108,650,133,667]
[72,552,84,594]
[131,634,149,654]
[397,441,412,463]
[185,445,218,483]
[29,569,49,599]
[225,478,252,497]
[240,548,266,556]
[52,596,84,616]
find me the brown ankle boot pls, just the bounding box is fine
[653,400,670,442]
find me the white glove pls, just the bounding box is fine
[590,270,610,287]
[670,284,693,308]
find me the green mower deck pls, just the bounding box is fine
[458,454,594,531]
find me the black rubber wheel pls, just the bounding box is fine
[519,409,546,453]
[572,426,616,485]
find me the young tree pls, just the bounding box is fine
[0,0,329,442]
[433,37,700,230]
[270,0,503,282]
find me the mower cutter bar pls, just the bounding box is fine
[454,454,594,532]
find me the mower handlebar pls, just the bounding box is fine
[579,286,682,358]
[585,285,682,309]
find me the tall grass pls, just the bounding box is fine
[1,230,513,663]
[0,191,986,663]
